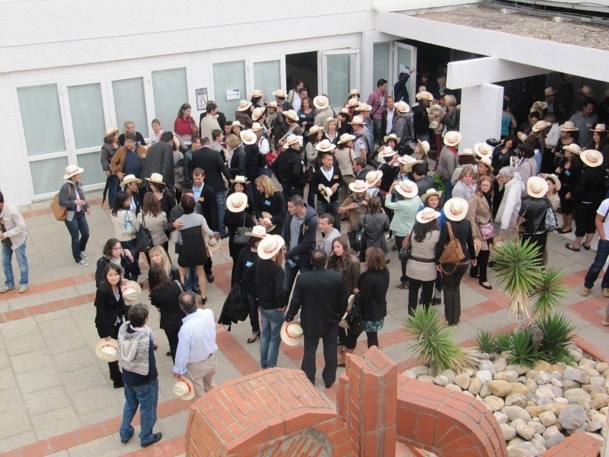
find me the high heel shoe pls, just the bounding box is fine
[479,282,493,290]
[247,333,260,344]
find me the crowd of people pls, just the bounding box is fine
[2,74,609,449]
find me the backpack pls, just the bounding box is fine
[397,114,416,155]
[50,184,71,221]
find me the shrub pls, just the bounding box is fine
[507,330,540,368]
[495,332,512,354]
[476,330,497,354]
[530,268,567,320]
[537,314,576,364]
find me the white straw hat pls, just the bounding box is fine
[444,197,468,221]
[473,142,493,158]
[348,180,369,193]
[257,234,285,260]
[313,95,329,110]
[526,176,549,198]
[237,100,252,112]
[145,173,165,186]
[318,184,333,203]
[121,281,142,305]
[365,170,383,187]
[315,139,336,153]
[416,208,441,224]
[246,225,267,239]
[280,321,303,346]
[63,164,84,180]
[443,131,462,147]
[240,130,257,145]
[580,149,603,168]
[226,192,249,213]
[95,338,119,362]
[394,180,418,199]
[173,377,195,400]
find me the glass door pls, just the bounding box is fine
[393,43,418,104]
[250,58,285,105]
[321,50,360,111]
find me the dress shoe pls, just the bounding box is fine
[206,273,215,283]
[141,432,162,448]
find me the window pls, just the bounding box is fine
[112,77,149,138]
[323,51,359,110]
[373,43,391,91]
[212,61,246,117]
[253,60,281,103]
[29,157,68,195]
[68,83,105,150]
[152,68,188,131]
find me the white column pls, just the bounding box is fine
[459,83,503,152]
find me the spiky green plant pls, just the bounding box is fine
[537,314,576,364]
[530,268,567,320]
[476,330,497,354]
[507,330,540,368]
[495,333,512,353]
[405,307,475,375]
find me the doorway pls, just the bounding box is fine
[286,52,318,98]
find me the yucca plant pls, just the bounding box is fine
[507,330,541,368]
[495,332,512,354]
[476,330,497,354]
[405,307,476,375]
[537,314,576,364]
[530,268,567,320]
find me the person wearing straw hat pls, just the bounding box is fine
[334,133,357,203]
[311,147,342,230]
[413,90,433,143]
[95,263,130,388]
[566,149,606,252]
[254,175,285,235]
[271,134,307,202]
[391,101,415,155]
[356,102,375,148]
[555,142,582,234]
[235,100,254,129]
[304,125,324,170]
[590,123,609,155]
[272,89,292,112]
[59,164,91,266]
[543,173,561,211]
[580,195,609,306]
[239,129,261,185]
[285,249,348,388]
[142,131,176,191]
[518,176,552,264]
[570,100,598,148]
[339,179,371,237]
[437,131,462,200]
[118,304,162,447]
[273,109,303,150]
[313,95,335,127]
[350,115,371,161]
[174,291,218,399]
[435,197,476,326]
[225,181,256,284]
[255,234,286,368]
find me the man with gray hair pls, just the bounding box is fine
[173,291,218,398]
[495,166,524,240]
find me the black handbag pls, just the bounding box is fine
[351,215,366,251]
[233,213,250,245]
[135,214,154,252]
[346,293,364,334]
[398,234,411,262]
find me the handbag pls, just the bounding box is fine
[439,222,466,273]
[350,214,366,251]
[545,200,558,232]
[398,234,411,262]
[233,213,250,245]
[478,220,495,241]
[345,293,364,334]
[135,213,154,252]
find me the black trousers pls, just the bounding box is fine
[408,278,434,314]
[165,330,179,363]
[443,262,469,325]
[302,326,338,387]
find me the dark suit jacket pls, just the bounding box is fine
[310,166,342,202]
[94,284,129,339]
[197,184,219,231]
[149,281,186,333]
[286,268,348,338]
[191,147,232,192]
[141,142,174,189]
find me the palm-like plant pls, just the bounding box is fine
[530,268,568,320]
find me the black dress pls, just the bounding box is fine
[177,219,209,268]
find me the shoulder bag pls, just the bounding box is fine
[233,213,250,245]
[439,222,466,273]
[544,199,558,232]
[351,214,366,252]
[478,220,495,240]
[135,213,154,252]
[345,293,364,334]
[398,233,411,262]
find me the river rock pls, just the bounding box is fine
[461,391,475,398]
[588,418,604,432]
[595,362,609,373]
[402,369,417,379]
[563,366,589,384]
[495,357,508,372]
[528,420,546,435]
[479,359,496,375]
[477,370,493,383]
[579,358,597,369]
[591,393,609,410]
[484,395,505,411]
[543,425,560,440]
[515,423,534,440]
[480,383,491,398]
[433,375,449,387]
[539,411,557,427]
[505,392,528,408]
[526,405,545,417]
[506,364,529,375]
[564,389,592,410]
[494,411,509,424]
[580,365,600,377]
[440,369,456,383]
[548,364,564,375]
[454,373,470,390]
[569,348,583,362]
[501,423,516,440]
[411,365,429,376]
[583,384,603,396]
[468,377,482,395]
[507,441,541,456]
[536,387,556,400]
[445,383,462,393]
[507,437,526,447]
[488,380,512,396]
[495,370,519,382]
[511,382,531,395]
[589,376,605,388]
[534,360,552,372]
[417,375,434,384]
[543,432,564,449]
[505,406,532,422]
[551,378,563,388]
[559,404,587,431]
[562,379,580,392]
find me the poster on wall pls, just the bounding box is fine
[195,88,208,111]
[226,89,240,101]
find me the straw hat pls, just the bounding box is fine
[257,234,285,260]
[542,173,561,191]
[251,89,263,98]
[394,180,418,199]
[318,184,333,203]
[384,133,400,144]
[284,134,302,147]
[146,173,165,186]
[313,95,330,110]
[473,142,493,158]
[95,338,119,362]
[563,143,581,155]
[476,157,493,171]
[272,89,287,98]
[349,115,365,126]
[283,110,299,122]
[397,154,422,171]
[526,176,549,198]
[348,89,360,97]
[245,225,267,239]
[307,125,324,137]
[347,98,360,108]
[416,208,441,224]
[227,192,249,213]
[544,87,558,96]
[517,132,529,143]
[417,140,430,156]
[230,175,250,185]
[591,123,607,133]
[365,170,383,187]
[580,149,603,168]
[173,377,195,401]
[443,131,462,147]
[421,188,442,203]
[459,148,476,157]
[378,146,396,158]
[240,130,257,145]
[206,235,221,253]
[338,107,351,116]
[560,121,579,132]
[337,133,356,145]
[104,127,119,137]
[315,139,336,152]
[444,197,468,221]
[429,120,442,132]
[237,100,252,112]
[394,101,411,114]
[63,164,84,180]
[355,103,372,112]
[261,211,276,232]
[580,85,594,98]
[532,120,551,133]
[230,120,245,129]
[416,91,433,101]
[429,105,444,116]
[348,179,369,193]
[121,174,142,187]
[267,101,278,109]
[121,281,142,305]
[252,107,266,121]
[251,122,264,132]
[280,321,303,346]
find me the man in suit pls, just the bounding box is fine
[380,96,396,141]
[141,131,175,190]
[310,151,342,231]
[191,137,232,236]
[285,249,348,388]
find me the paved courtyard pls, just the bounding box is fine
[0,190,608,457]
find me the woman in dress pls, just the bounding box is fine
[406,208,441,314]
[139,193,169,265]
[176,194,218,303]
[225,178,255,283]
[297,97,316,130]
[148,245,181,282]
[111,191,141,276]
[555,143,582,234]
[148,264,185,362]
[254,175,285,235]
[174,103,198,151]
[95,238,137,287]
[467,176,494,289]
[353,197,390,261]
[94,263,129,388]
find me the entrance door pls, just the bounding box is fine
[393,43,418,104]
[321,49,360,110]
[286,51,318,99]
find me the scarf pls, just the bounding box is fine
[118,323,155,376]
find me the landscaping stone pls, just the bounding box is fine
[569,348,583,362]
[440,369,455,383]
[534,360,551,372]
[539,411,557,427]
[591,393,609,410]
[563,366,589,384]
[417,375,434,384]
[454,373,470,390]
[527,420,545,435]
[495,370,519,382]
[558,404,587,431]
[494,411,509,424]
[495,357,508,372]
[535,387,556,400]
[543,425,560,440]
[402,369,417,379]
[543,432,564,449]
[479,360,496,375]
[506,364,529,375]
[563,389,592,410]
[488,380,512,396]
[507,441,541,456]
[561,379,580,392]
[595,362,609,373]
[550,378,562,388]
[589,376,605,388]
[444,383,462,393]
[505,392,527,408]
[580,365,600,377]
[526,405,544,417]
[484,395,505,411]
[511,382,531,395]
[468,377,481,395]
[515,424,534,441]
[501,423,516,440]
[579,359,597,369]
[476,369,492,383]
[411,365,429,376]
[433,375,449,387]
[504,406,532,422]
[479,383,491,398]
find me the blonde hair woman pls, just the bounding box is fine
[118,120,146,147]
[148,245,181,282]
[254,175,285,235]
[442,94,460,132]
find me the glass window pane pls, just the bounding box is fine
[373,43,390,92]
[152,68,187,132]
[29,157,68,195]
[212,61,245,118]
[253,61,281,104]
[68,83,105,150]
[112,78,148,139]
[326,53,357,110]
[17,84,66,156]
[76,151,106,186]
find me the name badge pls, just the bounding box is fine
[198,197,205,203]
[265,200,271,206]
[333,175,339,180]
[245,261,253,267]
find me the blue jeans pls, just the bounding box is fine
[64,211,89,262]
[2,240,28,287]
[260,308,284,369]
[283,261,312,298]
[442,179,453,201]
[120,379,159,445]
[184,266,200,293]
[107,175,120,208]
[584,239,609,289]
[216,190,227,234]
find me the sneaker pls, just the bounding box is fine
[603,288,609,298]
[18,285,28,294]
[580,287,590,297]
[77,259,88,267]
[80,252,90,260]
[0,286,15,293]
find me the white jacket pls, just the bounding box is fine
[495,174,524,231]
[0,202,27,250]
